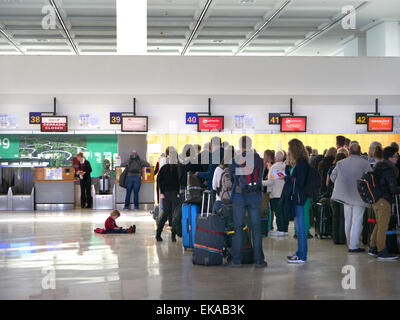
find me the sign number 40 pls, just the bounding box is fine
[0,138,10,149]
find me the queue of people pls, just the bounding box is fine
[153,134,400,266]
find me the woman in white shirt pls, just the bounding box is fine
[263,150,288,236]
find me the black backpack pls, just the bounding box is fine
[304,165,321,198]
[357,172,382,205]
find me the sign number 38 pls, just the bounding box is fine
[0,138,10,149]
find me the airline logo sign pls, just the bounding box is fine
[368,116,393,132]
[280,117,307,132]
[41,116,68,132]
[198,116,224,132]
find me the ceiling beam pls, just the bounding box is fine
[235,0,291,55]
[285,1,369,56]
[49,0,79,55]
[181,0,213,55]
[0,28,23,54]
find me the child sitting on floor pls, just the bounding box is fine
[105,210,136,233]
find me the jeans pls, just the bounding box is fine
[295,198,311,236]
[343,204,365,250]
[213,200,223,213]
[231,193,265,265]
[294,204,308,261]
[371,198,391,252]
[270,198,288,232]
[125,175,142,208]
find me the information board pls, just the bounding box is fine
[110,112,122,124]
[186,113,198,125]
[367,116,393,132]
[197,116,224,132]
[121,116,148,132]
[29,112,42,125]
[41,116,68,132]
[280,116,307,132]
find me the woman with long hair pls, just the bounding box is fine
[286,139,309,264]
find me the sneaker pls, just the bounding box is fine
[348,248,365,253]
[269,231,285,237]
[287,253,297,259]
[255,261,268,268]
[123,207,129,211]
[368,246,378,257]
[306,233,314,239]
[156,235,163,242]
[377,249,398,261]
[287,256,306,264]
[134,206,140,210]
[224,261,242,268]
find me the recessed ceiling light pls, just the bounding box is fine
[239,0,255,4]
[212,39,224,43]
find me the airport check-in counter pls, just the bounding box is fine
[34,167,75,210]
[0,160,43,211]
[115,167,155,210]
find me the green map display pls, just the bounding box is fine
[0,134,118,177]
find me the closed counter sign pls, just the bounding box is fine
[41,116,68,132]
[368,116,393,132]
[280,116,307,132]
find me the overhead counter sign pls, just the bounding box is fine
[41,116,68,132]
[197,116,224,132]
[280,116,307,133]
[367,116,393,132]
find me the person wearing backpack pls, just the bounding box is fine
[285,139,310,264]
[330,143,372,252]
[227,136,267,268]
[121,150,150,210]
[368,147,400,260]
[264,150,288,236]
[212,146,235,213]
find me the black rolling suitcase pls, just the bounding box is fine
[192,191,225,266]
[330,199,346,244]
[386,195,400,254]
[314,198,332,239]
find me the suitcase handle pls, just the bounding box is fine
[201,190,211,217]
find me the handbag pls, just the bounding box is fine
[119,168,128,189]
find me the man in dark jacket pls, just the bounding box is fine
[196,137,224,191]
[76,152,92,208]
[228,136,266,268]
[369,147,400,260]
[390,142,400,186]
[122,150,150,210]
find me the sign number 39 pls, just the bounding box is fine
[0,138,10,149]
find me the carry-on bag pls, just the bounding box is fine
[182,202,201,249]
[99,176,110,194]
[193,191,225,266]
[331,199,346,244]
[226,225,254,264]
[386,195,400,254]
[314,198,332,239]
[185,172,203,204]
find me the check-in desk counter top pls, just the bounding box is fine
[115,167,155,209]
[34,167,75,210]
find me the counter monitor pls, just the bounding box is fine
[197,116,224,132]
[280,116,307,133]
[121,116,148,132]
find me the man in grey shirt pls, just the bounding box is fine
[331,143,372,252]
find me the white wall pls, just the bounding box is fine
[0,55,400,134]
[1,100,399,134]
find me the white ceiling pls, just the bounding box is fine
[0,0,399,56]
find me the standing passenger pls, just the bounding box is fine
[122,150,150,210]
[76,152,92,209]
[330,143,372,252]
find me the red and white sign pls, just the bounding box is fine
[280,117,307,132]
[121,116,148,132]
[198,116,224,132]
[41,116,68,132]
[368,116,393,132]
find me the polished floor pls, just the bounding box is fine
[0,209,399,300]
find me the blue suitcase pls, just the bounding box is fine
[182,203,201,249]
